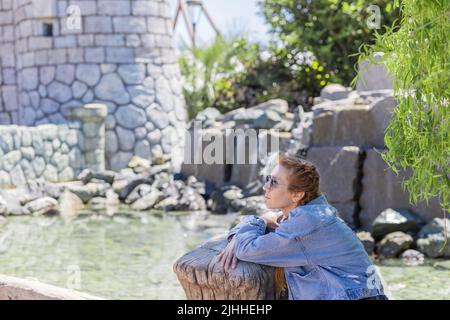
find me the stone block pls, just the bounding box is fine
[98,0,131,16]
[54,35,77,48]
[84,16,112,33]
[47,82,73,103]
[106,47,134,63]
[21,68,39,90]
[115,104,147,129]
[118,64,146,85]
[75,64,101,86]
[359,149,446,230]
[307,146,362,203]
[147,16,167,34]
[181,128,228,186]
[85,47,105,63]
[94,73,130,104]
[312,104,372,147]
[94,34,125,47]
[356,52,393,91]
[113,16,146,33]
[55,64,75,85]
[2,86,18,111]
[131,1,158,15]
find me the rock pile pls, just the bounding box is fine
[182,86,445,234]
[356,207,449,261]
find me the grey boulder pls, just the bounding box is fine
[372,208,425,239]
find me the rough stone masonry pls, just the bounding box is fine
[0,0,187,171]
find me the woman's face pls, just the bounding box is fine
[263,164,304,211]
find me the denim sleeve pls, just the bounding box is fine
[233,218,309,267]
[226,215,261,242]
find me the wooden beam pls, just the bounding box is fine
[201,3,221,37]
[180,0,195,42]
[173,2,182,30]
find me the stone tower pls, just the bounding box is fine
[0,0,187,171]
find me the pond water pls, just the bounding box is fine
[0,211,448,300]
[376,259,450,300]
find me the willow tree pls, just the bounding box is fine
[359,1,449,218]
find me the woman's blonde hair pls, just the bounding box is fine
[273,153,321,298]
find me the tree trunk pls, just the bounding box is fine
[173,235,277,300]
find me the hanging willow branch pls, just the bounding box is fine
[357,0,450,249]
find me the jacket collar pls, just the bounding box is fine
[288,193,329,218]
[305,193,328,206]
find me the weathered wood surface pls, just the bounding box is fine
[0,274,103,300]
[173,235,277,300]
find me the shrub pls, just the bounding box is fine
[259,0,400,84]
[358,0,450,215]
[179,36,329,117]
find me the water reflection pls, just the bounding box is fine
[0,211,448,300]
[0,210,237,299]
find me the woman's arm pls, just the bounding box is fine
[219,213,281,271]
[226,212,283,241]
[226,215,258,241]
[233,217,310,267]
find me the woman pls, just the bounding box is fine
[217,153,388,300]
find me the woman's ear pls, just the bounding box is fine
[292,191,305,204]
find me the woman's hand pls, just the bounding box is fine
[260,211,283,229]
[217,236,238,272]
[217,212,283,271]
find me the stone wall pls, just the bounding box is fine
[0,0,17,123]
[179,90,445,231]
[0,103,106,188]
[181,100,295,189]
[0,0,186,171]
[306,89,445,230]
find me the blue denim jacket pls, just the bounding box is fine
[228,193,386,300]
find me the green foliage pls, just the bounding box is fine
[259,0,400,84]
[218,45,329,113]
[178,36,260,119]
[358,1,450,216]
[179,1,401,118]
[179,36,330,118]
[179,36,232,119]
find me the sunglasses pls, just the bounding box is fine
[265,175,286,189]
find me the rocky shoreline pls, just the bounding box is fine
[357,210,450,263]
[1,153,448,266]
[1,86,449,267]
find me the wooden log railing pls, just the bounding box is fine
[0,274,103,300]
[173,235,278,300]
